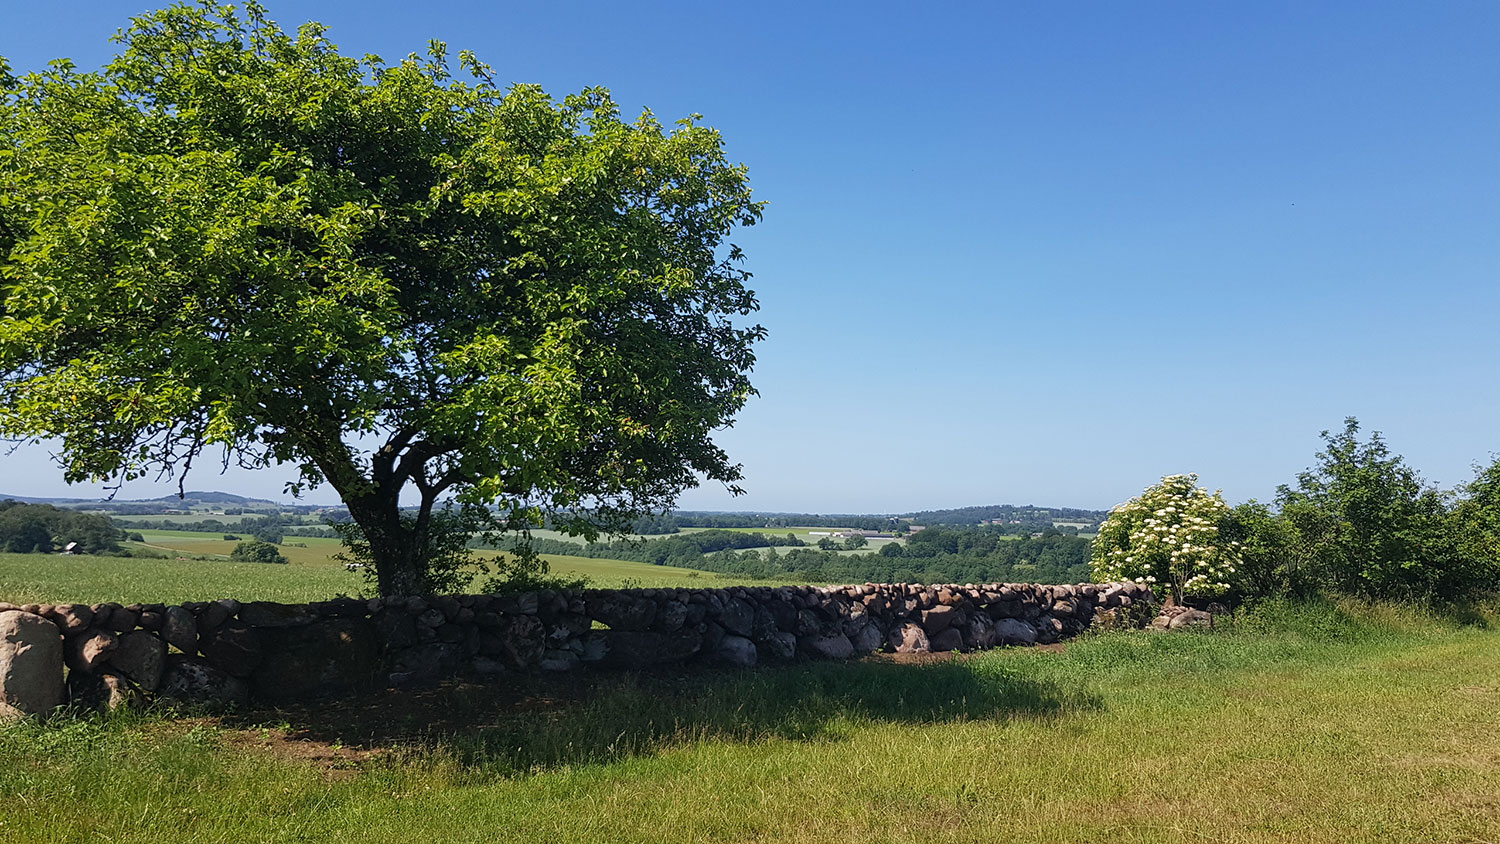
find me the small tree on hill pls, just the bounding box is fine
[1091,474,1242,604]
[229,539,288,564]
[0,3,763,595]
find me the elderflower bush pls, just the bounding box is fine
[1091,473,1242,603]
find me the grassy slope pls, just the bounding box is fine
[1,604,1496,842]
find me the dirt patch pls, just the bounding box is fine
[221,727,381,779]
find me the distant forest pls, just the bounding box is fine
[491,525,1093,585]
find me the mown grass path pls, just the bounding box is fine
[2,606,1496,842]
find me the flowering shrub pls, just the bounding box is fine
[1091,474,1241,604]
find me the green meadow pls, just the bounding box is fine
[0,547,755,605]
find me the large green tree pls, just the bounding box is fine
[0,3,764,595]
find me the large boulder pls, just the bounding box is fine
[1164,608,1214,631]
[108,631,166,692]
[158,655,248,706]
[889,622,930,654]
[758,630,798,661]
[920,605,957,635]
[715,634,758,668]
[850,622,886,656]
[0,611,64,719]
[718,598,756,637]
[993,618,1038,646]
[929,627,964,653]
[249,619,380,703]
[799,633,855,660]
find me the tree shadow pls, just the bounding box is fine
[223,655,1102,776]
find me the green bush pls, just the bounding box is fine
[228,540,288,565]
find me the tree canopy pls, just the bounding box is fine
[0,3,764,594]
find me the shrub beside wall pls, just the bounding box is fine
[0,581,1154,716]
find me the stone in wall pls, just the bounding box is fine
[159,655,249,706]
[251,618,379,703]
[0,610,64,719]
[108,631,166,692]
[68,669,137,712]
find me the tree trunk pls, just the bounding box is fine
[347,494,427,597]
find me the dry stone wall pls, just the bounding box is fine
[0,581,1154,716]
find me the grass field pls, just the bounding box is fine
[0,546,770,604]
[1,602,1496,842]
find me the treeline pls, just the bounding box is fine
[496,527,1091,585]
[545,505,1113,536]
[906,504,1108,528]
[0,501,126,554]
[1211,419,1500,605]
[672,512,899,532]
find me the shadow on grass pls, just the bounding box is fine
[226,656,1102,775]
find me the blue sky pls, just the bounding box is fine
[3,1,1498,512]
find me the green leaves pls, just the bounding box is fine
[1,3,762,593]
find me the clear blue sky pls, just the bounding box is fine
[4,1,1498,512]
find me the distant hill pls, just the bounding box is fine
[0,490,328,514]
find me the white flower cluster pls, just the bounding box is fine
[1090,473,1242,600]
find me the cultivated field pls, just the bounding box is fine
[1,602,1496,842]
[0,545,757,605]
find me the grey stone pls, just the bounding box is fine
[715,634,757,667]
[929,627,964,652]
[102,605,139,633]
[1035,616,1064,644]
[851,622,885,655]
[497,614,545,669]
[759,631,798,661]
[197,600,234,636]
[718,597,755,637]
[240,601,318,628]
[108,631,166,692]
[799,632,855,660]
[158,655,248,706]
[0,611,64,719]
[162,606,198,654]
[1168,608,1214,630]
[993,618,1038,646]
[963,616,996,650]
[652,600,689,633]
